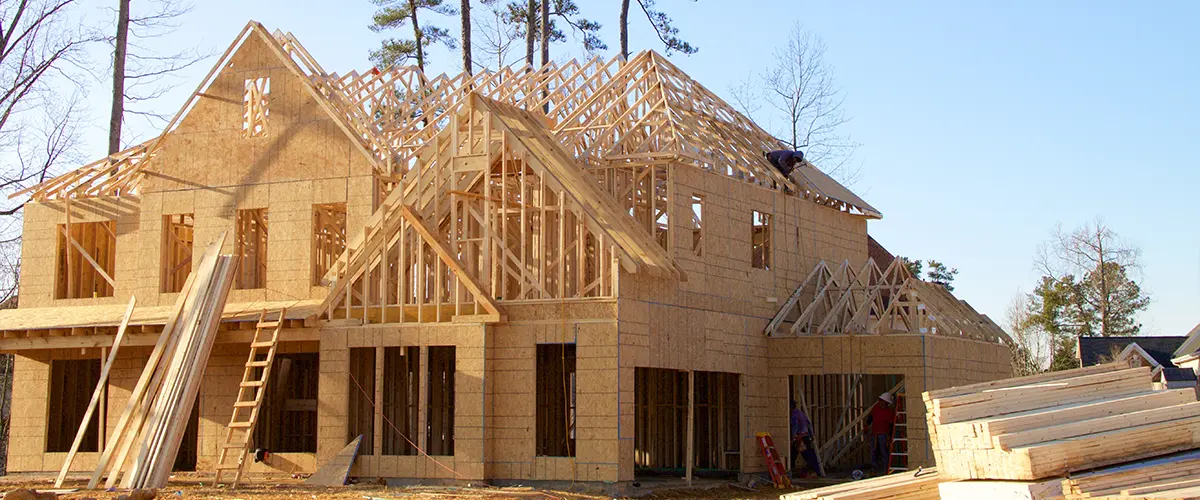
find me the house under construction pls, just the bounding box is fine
[0,21,1011,483]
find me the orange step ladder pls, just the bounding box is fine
[756,432,793,488]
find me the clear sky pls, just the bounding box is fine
[64,1,1200,336]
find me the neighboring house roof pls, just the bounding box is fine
[1174,322,1200,360]
[1162,367,1198,383]
[1078,336,1188,368]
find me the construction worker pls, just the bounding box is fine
[765,150,804,177]
[864,392,897,476]
[790,400,822,477]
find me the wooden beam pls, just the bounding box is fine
[60,225,116,289]
[686,370,694,485]
[54,296,137,488]
[399,204,502,317]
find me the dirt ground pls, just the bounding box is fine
[0,475,813,500]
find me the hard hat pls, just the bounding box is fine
[879,392,895,404]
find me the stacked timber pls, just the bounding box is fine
[924,361,1200,481]
[780,468,943,500]
[87,234,238,490]
[1062,451,1200,500]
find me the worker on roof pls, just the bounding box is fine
[765,149,804,177]
[864,392,897,476]
[790,399,823,477]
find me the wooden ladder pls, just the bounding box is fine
[213,308,285,487]
[888,388,909,474]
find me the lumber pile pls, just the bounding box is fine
[87,233,237,490]
[1062,451,1200,500]
[780,468,943,500]
[924,361,1200,481]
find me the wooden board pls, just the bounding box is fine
[304,435,363,487]
[937,478,1063,500]
[781,468,943,500]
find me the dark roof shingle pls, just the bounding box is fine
[1078,336,1188,368]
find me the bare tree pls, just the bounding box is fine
[472,0,520,70]
[108,0,211,151]
[1005,293,1052,376]
[1033,218,1150,337]
[734,22,858,183]
[0,0,93,304]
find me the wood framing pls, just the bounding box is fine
[235,209,268,290]
[766,258,1011,343]
[57,220,118,299]
[161,214,194,293]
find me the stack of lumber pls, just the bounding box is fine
[87,234,237,490]
[924,361,1200,481]
[780,468,943,500]
[1062,451,1200,500]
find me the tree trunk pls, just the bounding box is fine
[108,0,131,155]
[525,0,536,65]
[539,0,549,66]
[461,0,471,73]
[619,0,630,60]
[409,0,425,72]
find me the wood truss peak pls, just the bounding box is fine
[766,258,1011,343]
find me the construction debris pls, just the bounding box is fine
[87,234,238,490]
[780,467,941,500]
[925,361,1200,480]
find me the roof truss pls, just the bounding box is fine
[766,258,1011,343]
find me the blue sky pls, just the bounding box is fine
[66,1,1200,336]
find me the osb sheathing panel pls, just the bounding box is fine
[320,324,489,481]
[612,165,870,479]
[487,316,620,482]
[16,31,376,310]
[18,198,142,308]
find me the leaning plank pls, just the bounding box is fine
[54,296,137,487]
[304,435,363,486]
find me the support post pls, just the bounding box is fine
[686,370,694,485]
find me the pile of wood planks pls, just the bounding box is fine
[779,468,943,500]
[924,361,1200,481]
[1062,451,1200,500]
[86,233,238,490]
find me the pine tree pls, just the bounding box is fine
[505,0,603,65]
[619,0,697,59]
[925,260,958,292]
[370,0,459,71]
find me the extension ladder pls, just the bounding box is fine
[888,389,909,474]
[755,432,793,488]
[214,309,285,487]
